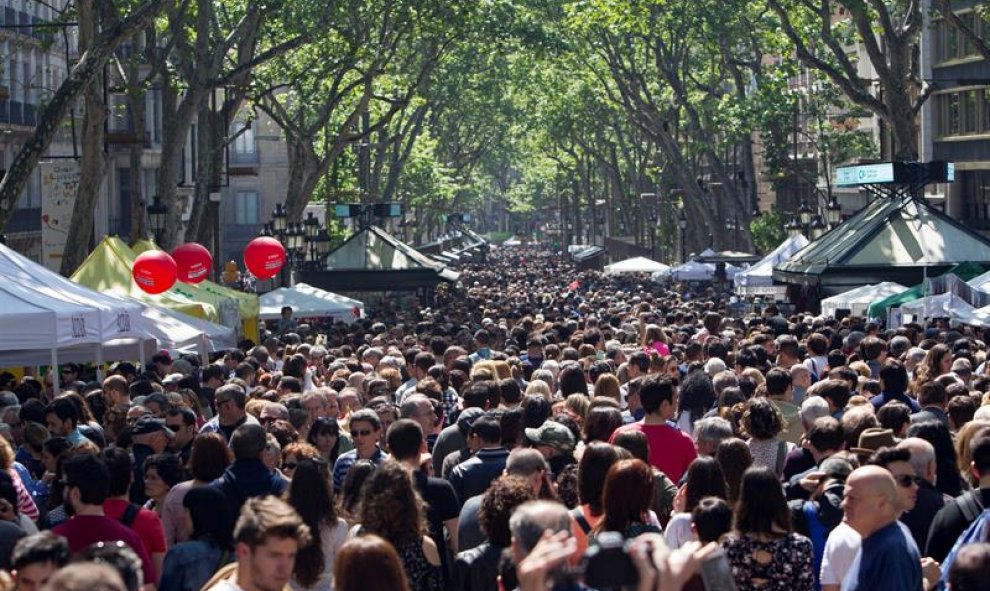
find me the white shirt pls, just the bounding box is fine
[664,513,693,549]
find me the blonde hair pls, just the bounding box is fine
[593,374,621,402]
[956,420,990,486]
[565,393,590,421]
[848,361,871,378]
[740,367,766,386]
[525,380,553,401]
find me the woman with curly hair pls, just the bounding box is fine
[453,476,535,591]
[910,343,953,394]
[742,397,793,477]
[354,460,441,591]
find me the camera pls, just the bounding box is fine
[580,532,737,591]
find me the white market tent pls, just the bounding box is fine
[899,292,977,322]
[604,256,671,276]
[734,234,810,293]
[0,242,230,367]
[260,283,365,322]
[666,260,716,282]
[820,282,908,318]
[0,242,147,343]
[967,269,990,291]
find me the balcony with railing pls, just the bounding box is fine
[0,101,38,127]
[228,148,260,175]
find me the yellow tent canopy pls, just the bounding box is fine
[133,239,260,342]
[71,237,217,321]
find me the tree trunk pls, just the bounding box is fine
[126,31,147,244]
[60,0,107,276]
[0,0,168,231]
[154,79,201,249]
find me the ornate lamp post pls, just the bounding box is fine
[146,195,167,242]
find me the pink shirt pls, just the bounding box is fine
[611,422,697,482]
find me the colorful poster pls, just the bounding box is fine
[40,160,80,272]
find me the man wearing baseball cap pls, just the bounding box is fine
[524,421,576,478]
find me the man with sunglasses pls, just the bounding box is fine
[58,364,81,389]
[820,447,936,591]
[331,409,387,492]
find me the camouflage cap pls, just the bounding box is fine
[524,421,575,453]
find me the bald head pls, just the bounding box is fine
[842,466,900,537]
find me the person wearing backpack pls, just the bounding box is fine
[100,447,167,576]
[788,458,851,591]
[926,435,990,562]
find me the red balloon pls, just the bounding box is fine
[244,237,286,280]
[172,242,213,284]
[132,251,178,294]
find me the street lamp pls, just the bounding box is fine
[315,228,331,259]
[304,211,319,240]
[787,217,803,238]
[810,215,827,240]
[146,195,167,241]
[272,203,288,235]
[826,197,842,227]
[798,200,812,226]
[677,209,688,263]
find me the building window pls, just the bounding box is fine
[948,93,961,135]
[233,190,259,225]
[232,121,256,154]
[964,90,979,133]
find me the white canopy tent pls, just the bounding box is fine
[502,237,522,247]
[604,256,671,276]
[0,242,228,367]
[899,292,977,323]
[260,283,365,322]
[820,282,908,318]
[664,260,716,282]
[0,242,146,343]
[967,269,990,291]
[734,235,810,292]
[0,301,236,366]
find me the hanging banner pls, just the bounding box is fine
[40,160,80,272]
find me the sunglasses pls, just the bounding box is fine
[282,462,297,470]
[894,474,922,488]
[350,429,373,438]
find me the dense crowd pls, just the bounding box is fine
[0,246,988,591]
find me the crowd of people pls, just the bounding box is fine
[0,246,988,591]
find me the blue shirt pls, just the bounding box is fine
[851,521,922,591]
[870,392,921,413]
[332,446,387,492]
